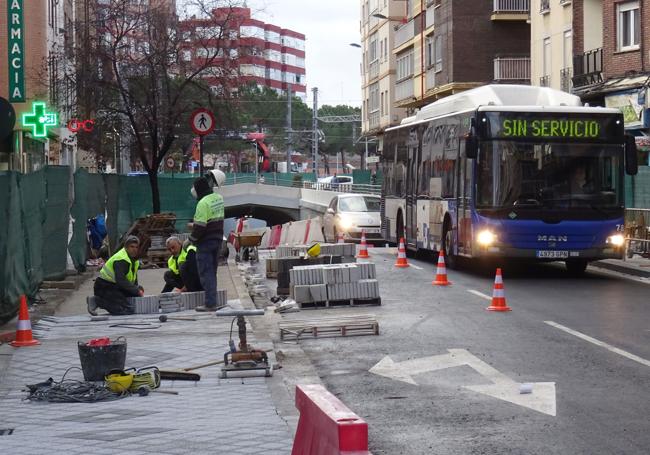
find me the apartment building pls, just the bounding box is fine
[530,0,574,92]
[393,0,530,110]
[360,0,408,137]
[0,0,75,171]
[568,0,650,160]
[181,7,306,99]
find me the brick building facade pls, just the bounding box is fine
[572,0,650,161]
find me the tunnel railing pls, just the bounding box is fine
[224,173,382,195]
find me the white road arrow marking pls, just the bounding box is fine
[369,348,556,416]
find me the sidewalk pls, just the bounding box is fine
[591,256,650,278]
[0,266,294,454]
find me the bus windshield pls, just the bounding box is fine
[476,141,623,213]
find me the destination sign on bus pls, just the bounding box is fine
[481,112,624,142]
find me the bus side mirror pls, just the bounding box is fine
[465,135,478,159]
[625,134,638,176]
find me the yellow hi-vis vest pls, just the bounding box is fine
[100,248,139,284]
[167,245,196,275]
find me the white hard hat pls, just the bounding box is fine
[206,169,226,188]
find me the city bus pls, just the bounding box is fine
[381,85,638,274]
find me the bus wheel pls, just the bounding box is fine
[443,227,459,269]
[565,259,588,276]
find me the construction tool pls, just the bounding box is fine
[159,370,200,381]
[158,315,197,322]
[216,309,272,378]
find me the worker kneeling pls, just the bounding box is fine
[89,236,144,316]
[162,236,203,293]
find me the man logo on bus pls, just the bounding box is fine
[537,235,568,242]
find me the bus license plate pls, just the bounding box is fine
[536,250,569,259]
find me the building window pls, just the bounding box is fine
[425,36,434,68]
[369,82,380,112]
[434,35,442,72]
[617,1,640,51]
[543,37,551,81]
[369,32,378,63]
[562,29,572,70]
[396,49,414,81]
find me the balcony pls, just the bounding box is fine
[572,48,603,89]
[493,56,530,83]
[560,67,572,92]
[395,20,415,49]
[395,77,415,101]
[539,75,550,87]
[491,0,529,20]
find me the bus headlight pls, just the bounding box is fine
[477,230,496,246]
[607,234,625,247]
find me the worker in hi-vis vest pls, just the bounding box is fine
[162,236,202,293]
[190,173,225,311]
[89,235,144,315]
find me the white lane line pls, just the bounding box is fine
[544,321,650,368]
[409,264,423,270]
[468,289,492,301]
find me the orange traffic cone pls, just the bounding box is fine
[357,230,370,259]
[487,268,511,312]
[394,237,409,268]
[432,250,451,286]
[11,295,40,347]
[337,231,345,244]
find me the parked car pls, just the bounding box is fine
[323,194,382,243]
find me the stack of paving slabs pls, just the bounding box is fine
[180,291,205,310]
[217,289,227,307]
[128,295,160,314]
[289,262,380,308]
[319,243,357,258]
[159,293,183,313]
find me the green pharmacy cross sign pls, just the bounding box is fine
[22,102,57,138]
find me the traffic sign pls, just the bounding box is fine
[190,108,215,136]
[165,157,175,168]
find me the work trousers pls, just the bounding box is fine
[93,278,135,315]
[196,238,222,308]
[162,271,183,293]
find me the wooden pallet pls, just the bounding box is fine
[297,297,381,310]
[279,314,379,341]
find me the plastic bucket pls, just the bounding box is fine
[77,338,127,381]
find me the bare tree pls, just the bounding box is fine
[75,0,246,212]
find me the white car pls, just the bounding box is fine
[323,194,382,243]
[317,175,353,191]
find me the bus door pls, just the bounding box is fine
[457,142,473,255]
[405,127,420,248]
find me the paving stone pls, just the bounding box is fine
[0,313,292,454]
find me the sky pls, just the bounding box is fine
[245,0,363,108]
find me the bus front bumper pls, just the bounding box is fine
[472,246,624,261]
